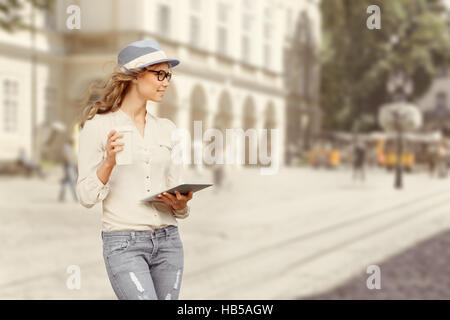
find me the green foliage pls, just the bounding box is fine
[0,0,54,32]
[320,0,450,132]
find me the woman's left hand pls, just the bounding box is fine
[155,190,193,210]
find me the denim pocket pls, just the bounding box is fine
[103,239,130,256]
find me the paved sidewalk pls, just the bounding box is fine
[0,166,449,299]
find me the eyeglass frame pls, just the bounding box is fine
[145,69,172,82]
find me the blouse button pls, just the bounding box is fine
[147,189,150,192]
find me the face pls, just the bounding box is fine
[135,62,171,102]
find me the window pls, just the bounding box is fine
[44,6,56,31]
[263,6,273,67]
[263,43,271,69]
[2,79,19,133]
[218,27,227,54]
[157,4,171,36]
[218,2,228,23]
[241,36,250,62]
[217,2,229,55]
[190,16,201,46]
[263,8,273,39]
[190,0,202,47]
[241,0,253,62]
[286,8,292,35]
[190,0,201,11]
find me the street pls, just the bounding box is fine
[0,166,449,299]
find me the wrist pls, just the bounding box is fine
[103,158,115,169]
[173,203,187,211]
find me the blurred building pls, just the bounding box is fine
[0,0,321,167]
[417,1,450,138]
[417,72,450,137]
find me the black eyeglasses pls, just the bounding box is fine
[146,69,172,82]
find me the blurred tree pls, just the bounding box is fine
[320,0,450,132]
[0,0,54,32]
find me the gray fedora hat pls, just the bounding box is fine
[117,39,180,74]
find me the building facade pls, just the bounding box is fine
[416,70,450,137]
[0,0,321,168]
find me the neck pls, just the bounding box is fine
[119,84,146,121]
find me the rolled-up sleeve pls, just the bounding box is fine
[166,120,190,219]
[76,118,111,208]
[172,206,190,219]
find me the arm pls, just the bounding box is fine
[76,118,112,208]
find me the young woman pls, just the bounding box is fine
[76,39,193,300]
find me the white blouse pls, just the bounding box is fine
[76,105,190,232]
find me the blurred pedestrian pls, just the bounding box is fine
[58,137,78,202]
[213,164,224,192]
[352,141,366,182]
[16,147,44,178]
[428,145,438,178]
[437,142,448,178]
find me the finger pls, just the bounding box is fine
[109,142,123,149]
[157,195,173,206]
[107,130,116,139]
[163,192,177,201]
[187,190,193,200]
[163,193,182,205]
[111,133,124,142]
[174,190,182,200]
[110,131,123,141]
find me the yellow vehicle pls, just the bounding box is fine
[309,148,341,168]
[384,152,415,171]
[382,138,415,172]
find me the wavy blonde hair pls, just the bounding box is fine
[75,62,170,130]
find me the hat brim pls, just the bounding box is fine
[122,58,180,74]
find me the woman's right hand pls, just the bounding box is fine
[104,130,124,167]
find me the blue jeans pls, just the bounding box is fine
[101,225,184,300]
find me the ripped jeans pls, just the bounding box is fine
[101,225,184,300]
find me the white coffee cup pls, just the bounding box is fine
[115,126,134,165]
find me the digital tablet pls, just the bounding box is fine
[140,183,213,202]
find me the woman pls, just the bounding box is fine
[76,39,193,300]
